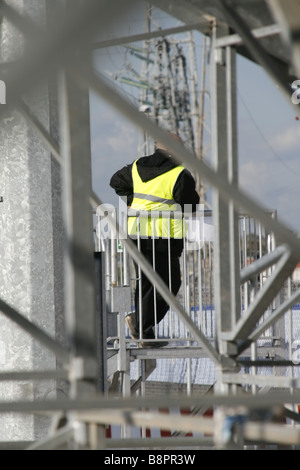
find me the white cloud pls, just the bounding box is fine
[270,125,300,154]
[90,98,142,205]
[106,122,138,154]
[239,153,300,232]
[239,160,269,199]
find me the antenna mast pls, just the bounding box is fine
[117,5,209,202]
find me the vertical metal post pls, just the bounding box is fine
[211,23,241,364]
[58,66,98,397]
[94,252,107,394]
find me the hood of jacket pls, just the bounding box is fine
[135,149,181,183]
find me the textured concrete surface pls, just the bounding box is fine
[0,0,64,443]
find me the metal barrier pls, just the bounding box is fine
[94,206,300,442]
[96,205,211,345]
[95,207,299,351]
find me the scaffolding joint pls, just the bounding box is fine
[219,353,239,372]
[68,356,98,382]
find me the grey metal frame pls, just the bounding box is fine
[0,0,300,450]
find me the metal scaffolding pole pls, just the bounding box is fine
[58,65,98,396]
[211,22,241,361]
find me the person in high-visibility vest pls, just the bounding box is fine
[110,133,199,347]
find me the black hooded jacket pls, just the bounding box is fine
[110,149,199,209]
[110,149,200,255]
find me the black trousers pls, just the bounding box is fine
[133,243,182,338]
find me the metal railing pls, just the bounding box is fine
[94,205,300,445]
[95,207,299,353]
[96,206,211,345]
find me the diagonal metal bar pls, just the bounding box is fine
[0,299,69,364]
[0,0,217,368]
[240,244,289,284]
[93,198,221,364]
[0,0,43,39]
[0,0,138,113]
[223,247,298,342]
[267,0,300,77]
[16,94,219,365]
[215,24,282,48]
[76,67,300,260]
[215,0,299,109]
[1,0,300,366]
[92,21,210,50]
[1,0,300,259]
[26,425,75,450]
[238,286,300,354]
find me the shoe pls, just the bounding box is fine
[126,316,168,348]
[139,340,169,348]
[125,314,139,340]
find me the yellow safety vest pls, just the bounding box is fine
[128,160,185,239]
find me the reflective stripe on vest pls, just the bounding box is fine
[128,160,185,239]
[133,193,176,205]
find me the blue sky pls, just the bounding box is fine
[90,6,300,235]
[237,55,300,232]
